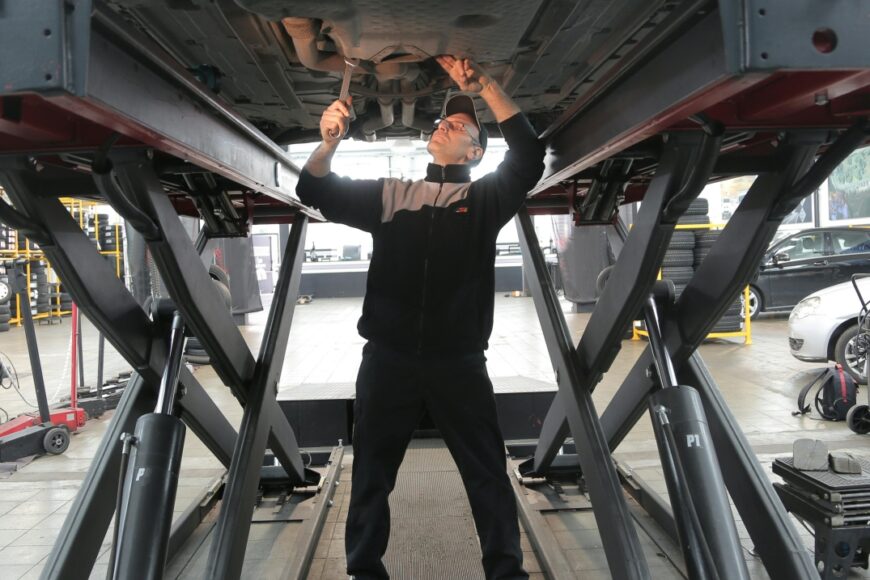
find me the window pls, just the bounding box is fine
[776,232,825,261]
[831,230,870,255]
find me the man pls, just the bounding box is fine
[296,55,545,580]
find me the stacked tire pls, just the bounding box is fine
[714,301,743,332]
[17,236,38,252]
[676,198,711,226]
[92,215,125,274]
[30,260,52,316]
[661,231,695,300]
[687,203,743,333]
[0,271,11,332]
[0,225,13,252]
[98,220,119,252]
[58,286,72,313]
[85,214,107,243]
[693,230,719,269]
[659,199,710,300]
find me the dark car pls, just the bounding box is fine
[744,227,870,319]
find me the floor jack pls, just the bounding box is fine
[0,260,86,462]
[69,304,110,419]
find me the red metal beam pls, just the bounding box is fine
[738,70,870,121]
[0,95,119,153]
[830,92,870,117]
[0,96,75,142]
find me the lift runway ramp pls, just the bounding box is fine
[305,439,691,579]
[162,441,697,579]
[166,440,511,579]
[165,446,343,579]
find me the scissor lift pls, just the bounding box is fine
[0,1,869,579]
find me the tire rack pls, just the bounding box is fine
[633,222,754,345]
[0,227,60,328]
[0,195,124,327]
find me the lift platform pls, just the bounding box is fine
[166,446,343,579]
[0,1,869,579]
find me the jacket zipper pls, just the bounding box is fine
[418,169,445,353]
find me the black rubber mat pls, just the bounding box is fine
[384,440,486,579]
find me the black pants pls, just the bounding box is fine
[346,342,527,580]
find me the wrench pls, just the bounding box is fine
[329,57,359,139]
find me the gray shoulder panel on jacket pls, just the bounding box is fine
[381,178,470,223]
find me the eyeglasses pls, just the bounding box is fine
[434,118,481,147]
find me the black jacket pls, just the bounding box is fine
[296,113,545,355]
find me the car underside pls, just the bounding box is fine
[102,0,669,145]
[2,0,868,225]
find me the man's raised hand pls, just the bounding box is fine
[436,55,492,94]
[321,97,353,143]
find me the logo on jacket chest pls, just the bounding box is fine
[455,205,469,214]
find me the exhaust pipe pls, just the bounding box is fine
[402,98,415,128]
[399,80,436,137]
[363,98,395,141]
[281,20,435,140]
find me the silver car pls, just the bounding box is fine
[789,277,870,382]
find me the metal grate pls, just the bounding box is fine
[775,456,870,493]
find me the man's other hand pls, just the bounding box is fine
[436,56,493,94]
[321,97,353,143]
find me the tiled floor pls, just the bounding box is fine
[0,295,868,578]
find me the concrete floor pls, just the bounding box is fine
[0,295,868,579]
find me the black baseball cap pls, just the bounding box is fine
[444,94,488,153]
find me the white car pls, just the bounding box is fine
[789,277,870,382]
